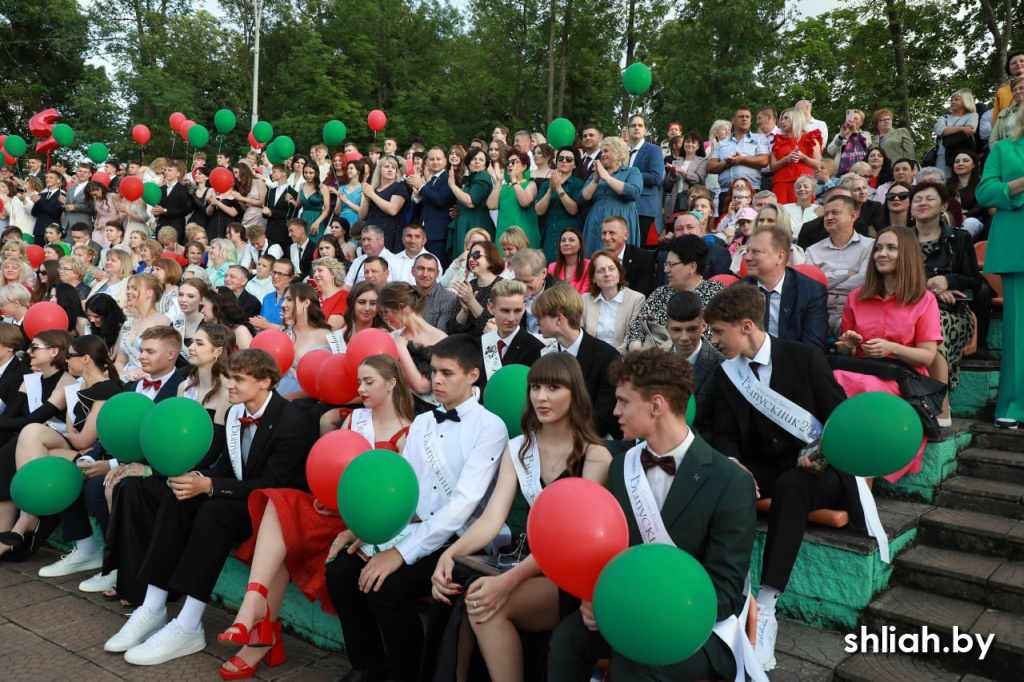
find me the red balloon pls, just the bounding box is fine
[317,353,360,405]
[248,131,267,150]
[35,138,59,154]
[346,151,363,161]
[405,159,415,176]
[132,124,151,145]
[179,120,196,138]
[794,263,829,288]
[24,302,70,339]
[250,329,296,375]
[710,274,739,287]
[306,430,372,511]
[29,108,58,138]
[367,110,387,132]
[345,328,398,373]
[169,112,186,132]
[91,171,111,187]
[25,245,45,269]
[739,258,748,278]
[0,198,4,214]
[209,167,234,194]
[297,349,332,399]
[527,478,629,600]
[0,136,13,166]
[119,176,144,202]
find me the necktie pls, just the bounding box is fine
[749,361,761,381]
[761,288,773,332]
[142,378,162,391]
[496,339,506,358]
[640,448,676,476]
[433,408,461,424]
[239,416,261,428]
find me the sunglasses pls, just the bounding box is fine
[468,251,483,260]
[886,192,910,201]
[506,159,518,166]
[66,352,83,359]
[28,344,52,352]
[556,156,575,163]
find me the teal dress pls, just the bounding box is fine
[300,186,326,243]
[447,171,495,259]
[496,180,540,249]
[538,175,584,263]
[582,166,643,255]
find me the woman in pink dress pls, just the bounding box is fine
[833,226,942,482]
[547,227,590,294]
[220,354,415,680]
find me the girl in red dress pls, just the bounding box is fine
[218,354,415,679]
[769,107,823,204]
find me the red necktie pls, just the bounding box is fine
[239,416,261,428]
[496,339,506,358]
[640,448,677,476]
[142,379,162,391]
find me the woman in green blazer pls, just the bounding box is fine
[976,112,1024,424]
[447,148,495,261]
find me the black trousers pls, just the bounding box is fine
[138,492,253,603]
[103,476,173,605]
[324,546,446,682]
[547,610,729,681]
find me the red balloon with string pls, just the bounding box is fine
[367,110,387,132]
[119,176,144,202]
[132,125,151,145]
[210,167,234,194]
[91,171,111,187]
[248,131,266,150]
[169,112,186,132]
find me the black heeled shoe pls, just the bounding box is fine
[0,530,27,547]
[0,530,38,563]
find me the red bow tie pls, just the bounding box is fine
[142,379,162,391]
[239,416,261,428]
[640,448,677,476]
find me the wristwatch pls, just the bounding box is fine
[557,190,566,197]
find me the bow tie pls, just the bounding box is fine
[239,416,261,428]
[142,379,162,391]
[640,448,676,476]
[433,408,461,424]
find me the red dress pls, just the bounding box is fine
[321,288,348,321]
[771,130,823,204]
[234,425,410,615]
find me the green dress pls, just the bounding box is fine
[538,175,584,263]
[496,179,540,248]
[447,170,495,259]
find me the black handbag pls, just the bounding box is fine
[830,355,947,440]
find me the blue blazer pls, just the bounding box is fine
[743,268,829,349]
[30,189,65,236]
[125,370,185,403]
[418,172,456,243]
[630,142,666,229]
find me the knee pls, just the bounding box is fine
[324,552,363,590]
[772,468,812,501]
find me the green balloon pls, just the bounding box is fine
[141,182,162,206]
[214,109,237,134]
[252,121,274,144]
[547,118,576,149]
[3,135,27,158]
[187,124,210,148]
[21,233,33,245]
[11,457,84,516]
[622,62,653,96]
[483,364,530,437]
[593,544,716,666]
[87,142,109,164]
[337,449,419,545]
[97,393,156,464]
[271,136,296,159]
[52,124,75,147]
[266,146,285,165]
[140,397,215,477]
[821,392,922,477]
[323,120,347,146]
[686,394,695,425]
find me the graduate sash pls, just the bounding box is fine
[25,373,68,434]
[349,408,375,445]
[481,330,503,380]
[225,403,246,480]
[508,435,542,507]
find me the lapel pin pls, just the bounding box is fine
[693,474,700,482]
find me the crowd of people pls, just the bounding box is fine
[0,55,1022,681]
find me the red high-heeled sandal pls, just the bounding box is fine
[218,582,275,647]
[219,623,286,680]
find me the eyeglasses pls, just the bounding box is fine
[271,271,291,277]
[28,344,52,352]
[556,156,574,163]
[885,192,910,201]
[665,260,686,270]
[37,271,46,276]
[505,159,518,166]
[58,267,73,272]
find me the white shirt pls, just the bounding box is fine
[135,368,178,400]
[242,393,273,464]
[496,326,520,359]
[645,428,695,509]
[394,396,507,564]
[744,334,773,387]
[616,245,627,264]
[594,289,624,346]
[245,275,275,302]
[391,248,430,285]
[757,276,785,337]
[345,248,398,287]
[805,117,829,144]
[560,329,585,357]
[290,240,310,275]
[685,340,703,365]
[781,204,819,238]
[241,242,283,270]
[627,140,646,167]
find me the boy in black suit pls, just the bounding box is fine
[153,161,192,244]
[480,279,544,381]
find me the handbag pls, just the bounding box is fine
[922,142,938,167]
[639,317,671,349]
[829,355,947,440]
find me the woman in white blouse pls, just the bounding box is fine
[581,250,645,354]
[781,175,822,240]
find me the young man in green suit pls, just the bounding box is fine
[547,349,758,682]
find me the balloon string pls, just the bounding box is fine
[218,135,223,155]
[170,132,176,156]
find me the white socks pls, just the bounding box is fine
[75,535,99,555]
[176,596,207,633]
[756,585,780,617]
[141,585,169,613]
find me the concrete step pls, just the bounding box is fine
[936,475,1024,519]
[772,620,850,681]
[958,447,1024,485]
[895,546,1024,615]
[970,421,1024,452]
[835,651,991,682]
[866,586,1023,681]
[919,508,1024,561]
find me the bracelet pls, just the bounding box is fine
[143,466,152,479]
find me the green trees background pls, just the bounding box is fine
[0,0,1017,161]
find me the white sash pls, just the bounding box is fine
[421,416,457,499]
[64,383,81,426]
[508,435,542,507]
[326,330,347,354]
[722,359,889,563]
[25,373,68,433]
[225,403,245,480]
[121,318,142,370]
[349,408,375,445]
[184,385,200,401]
[538,337,559,356]
[481,330,503,379]
[623,443,767,682]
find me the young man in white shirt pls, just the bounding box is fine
[325,334,507,682]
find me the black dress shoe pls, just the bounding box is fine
[0,530,26,547]
[340,666,390,682]
[0,531,37,563]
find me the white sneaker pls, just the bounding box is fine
[38,547,104,577]
[104,606,167,653]
[755,610,778,672]
[79,570,117,593]
[124,619,206,666]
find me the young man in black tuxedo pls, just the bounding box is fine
[104,349,314,666]
[480,279,544,381]
[665,290,724,437]
[548,349,757,681]
[153,161,192,244]
[262,164,298,248]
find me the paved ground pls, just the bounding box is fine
[0,547,351,682]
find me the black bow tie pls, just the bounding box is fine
[433,408,461,424]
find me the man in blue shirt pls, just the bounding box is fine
[250,258,294,331]
[708,108,770,213]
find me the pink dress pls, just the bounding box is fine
[832,289,942,483]
[549,259,591,295]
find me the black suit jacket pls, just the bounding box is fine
[125,370,185,404]
[500,330,544,368]
[203,391,314,499]
[743,268,829,349]
[264,185,299,247]
[705,239,732,279]
[290,241,315,281]
[621,244,655,297]
[573,331,623,439]
[237,289,262,318]
[30,189,65,236]
[157,183,192,231]
[0,357,31,407]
